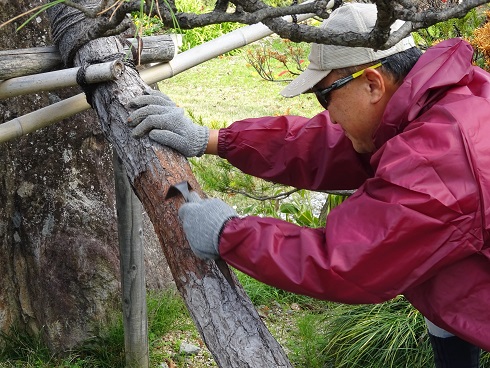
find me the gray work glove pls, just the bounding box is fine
[127,89,210,157]
[178,191,238,260]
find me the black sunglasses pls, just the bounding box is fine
[313,59,387,110]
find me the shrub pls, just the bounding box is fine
[245,37,310,81]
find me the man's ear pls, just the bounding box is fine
[363,68,385,104]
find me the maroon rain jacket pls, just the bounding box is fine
[216,38,490,350]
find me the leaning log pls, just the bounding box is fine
[0,35,180,80]
[47,3,295,367]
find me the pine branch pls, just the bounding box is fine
[5,0,490,50]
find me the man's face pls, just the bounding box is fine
[314,66,392,154]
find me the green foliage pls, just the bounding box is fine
[69,316,126,368]
[68,290,193,368]
[147,289,192,339]
[288,312,330,368]
[146,290,197,366]
[413,8,485,49]
[236,271,322,307]
[0,291,192,368]
[158,51,323,122]
[277,190,323,227]
[132,13,172,36]
[190,153,255,195]
[263,0,293,6]
[0,326,56,367]
[412,6,490,69]
[179,22,243,52]
[131,0,243,51]
[320,297,490,368]
[410,5,490,72]
[321,297,433,368]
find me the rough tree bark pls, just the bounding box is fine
[47,1,293,367]
[0,0,172,351]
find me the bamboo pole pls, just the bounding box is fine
[0,13,315,144]
[0,60,125,99]
[0,94,89,142]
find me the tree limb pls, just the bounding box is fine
[32,0,490,52]
[394,0,490,25]
[226,188,300,201]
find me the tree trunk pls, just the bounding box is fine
[0,1,172,351]
[47,2,293,367]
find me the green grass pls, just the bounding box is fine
[1,282,489,367]
[158,46,322,125]
[321,297,432,368]
[0,326,57,367]
[0,290,195,368]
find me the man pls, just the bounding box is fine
[128,3,489,366]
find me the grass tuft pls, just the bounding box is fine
[321,297,433,368]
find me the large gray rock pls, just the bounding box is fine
[0,1,172,351]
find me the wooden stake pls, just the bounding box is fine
[113,151,149,368]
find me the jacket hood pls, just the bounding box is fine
[373,38,475,148]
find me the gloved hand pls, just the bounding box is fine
[178,191,238,260]
[127,89,210,157]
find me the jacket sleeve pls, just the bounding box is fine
[217,112,372,191]
[219,125,483,304]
